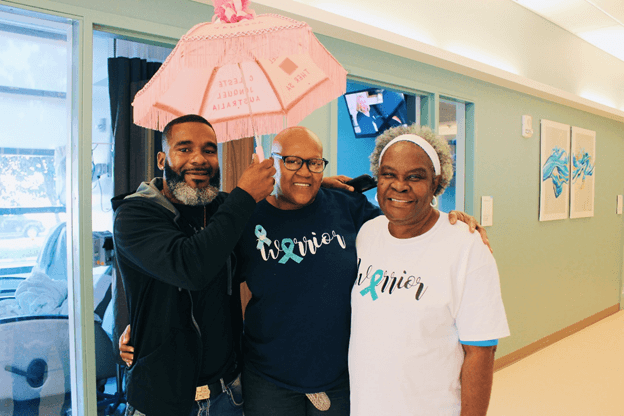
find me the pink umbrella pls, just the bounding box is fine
[132,0,347,156]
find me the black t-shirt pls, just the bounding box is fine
[173,202,238,385]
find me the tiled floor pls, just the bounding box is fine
[487,310,624,416]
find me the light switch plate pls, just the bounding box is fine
[617,195,623,215]
[522,115,533,138]
[481,196,493,227]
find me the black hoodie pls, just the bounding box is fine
[111,178,255,416]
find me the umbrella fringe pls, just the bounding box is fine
[134,108,178,132]
[285,36,348,126]
[214,114,285,143]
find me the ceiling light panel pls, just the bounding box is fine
[513,0,587,16]
[578,25,624,61]
[547,3,616,33]
[516,0,614,33]
[589,0,624,25]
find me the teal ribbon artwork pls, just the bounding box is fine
[278,238,303,264]
[572,150,594,185]
[360,269,383,301]
[542,146,569,198]
[255,225,272,250]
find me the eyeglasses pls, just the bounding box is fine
[271,153,329,173]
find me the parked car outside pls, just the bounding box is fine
[0,215,46,239]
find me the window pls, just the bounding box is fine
[0,6,75,415]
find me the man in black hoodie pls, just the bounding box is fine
[112,114,275,416]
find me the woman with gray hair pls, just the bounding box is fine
[348,124,510,416]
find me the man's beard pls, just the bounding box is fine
[163,161,221,206]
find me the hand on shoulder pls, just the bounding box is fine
[448,210,491,253]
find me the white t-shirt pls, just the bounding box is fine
[349,213,510,416]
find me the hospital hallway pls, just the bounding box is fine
[487,310,624,416]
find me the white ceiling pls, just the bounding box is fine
[289,0,624,64]
[512,0,624,62]
[191,0,624,120]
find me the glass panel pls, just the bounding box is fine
[337,79,424,205]
[91,32,172,414]
[438,98,466,212]
[0,6,74,415]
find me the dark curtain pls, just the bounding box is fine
[108,57,163,196]
[107,57,162,361]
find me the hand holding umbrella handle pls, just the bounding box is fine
[239,157,276,202]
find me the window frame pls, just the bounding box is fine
[439,96,468,212]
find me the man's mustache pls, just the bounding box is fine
[182,168,212,175]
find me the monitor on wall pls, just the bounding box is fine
[343,88,409,138]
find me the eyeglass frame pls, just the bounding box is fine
[271,153,329,173]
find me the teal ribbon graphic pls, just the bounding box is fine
[278,238,303,264]
[255,225,271,250]
[360,269,383,301]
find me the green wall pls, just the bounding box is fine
[315,35,624,357]
[8,0,623,360]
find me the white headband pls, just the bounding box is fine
[378,134,441,175]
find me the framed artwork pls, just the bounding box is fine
[539,119,570,221]
[570,127,596,218]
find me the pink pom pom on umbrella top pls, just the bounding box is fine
[212,0,255,23]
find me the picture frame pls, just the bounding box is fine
[539,119,570,221]
[569,127,596,218]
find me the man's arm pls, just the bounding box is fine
[119,325,134,366]
[114,158,275,291]
[321,175,491,250]
[321,175,354,192]
[114,188,253,291]
[448,211,491,252]
[460,344,497,416]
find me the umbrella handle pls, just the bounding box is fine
[237,62,264,162]
[255,145,265,162]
